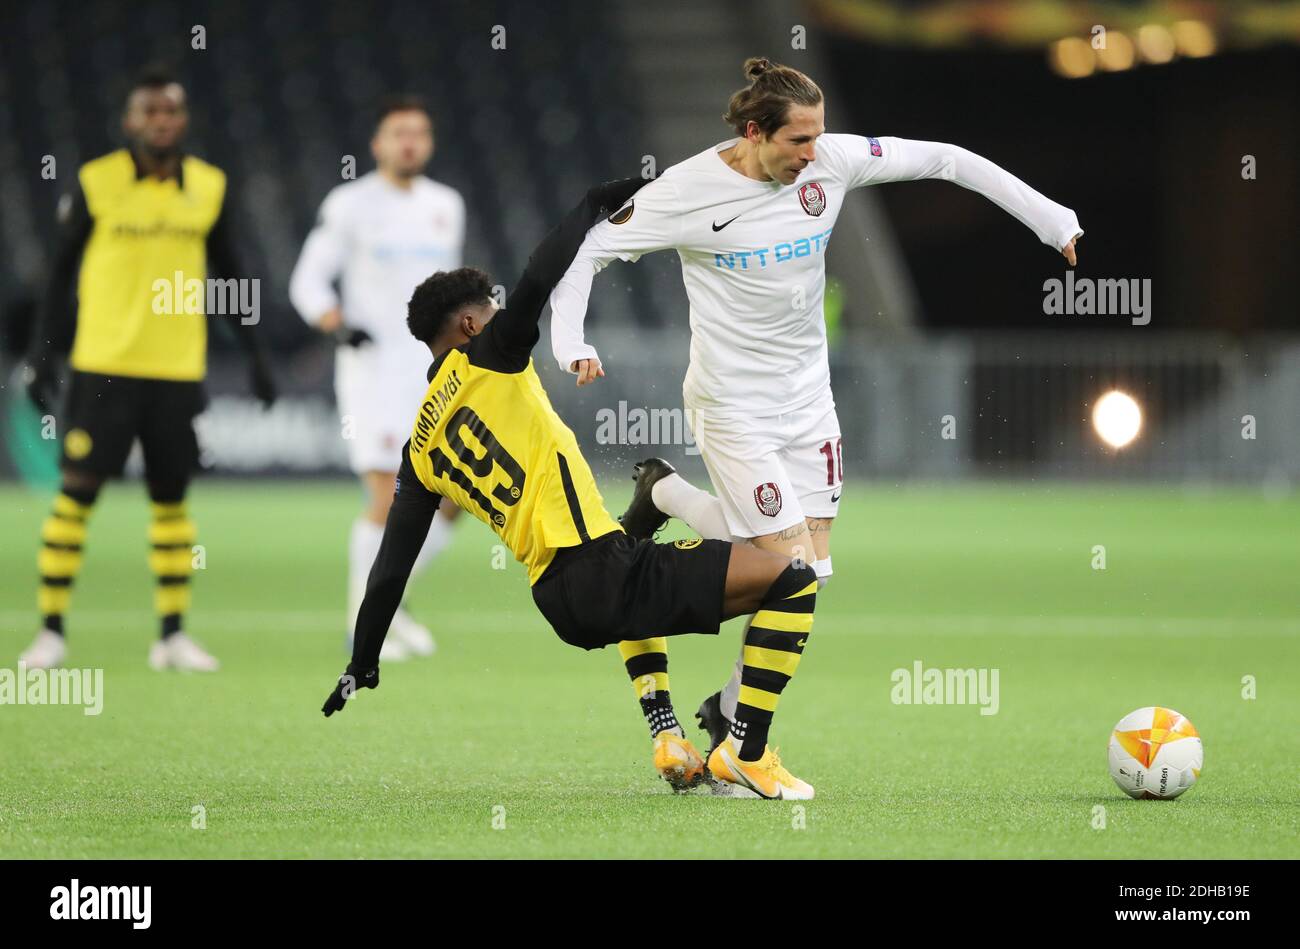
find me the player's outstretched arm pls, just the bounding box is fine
[481,177,649,366]
[548,240,606,382]
[548,175,683,384]
[842,135,1083,261]
[322,447,441,716]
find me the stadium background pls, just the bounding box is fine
[0,0,1297,859]
[2,0,1297,483]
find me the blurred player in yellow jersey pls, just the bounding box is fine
[320,178,822,799]
[19,68,276,672]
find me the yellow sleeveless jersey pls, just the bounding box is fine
[70,149,227,381]
[407,347,622,584]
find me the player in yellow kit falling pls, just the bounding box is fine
[320,178,822,799]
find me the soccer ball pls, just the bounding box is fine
[1107,706,1203,799]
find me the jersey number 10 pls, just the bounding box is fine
[819,438,843,486]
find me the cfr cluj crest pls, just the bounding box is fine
[798,181,826,217]
[753,482,783,517]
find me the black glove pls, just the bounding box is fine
[332,326,373,348]
[588,176,651,220]
[22,359,60,415]
[248,350,277,409]
[322,663,379,717]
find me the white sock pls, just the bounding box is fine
[348,518,385,636]
[814,556,833,589]
[650,473,771,723]
[650,473,733,541]
[411,511,455,576]
[719,618,751,723]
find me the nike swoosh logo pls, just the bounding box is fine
[712,215,741,231]
[830,491,842,503]
[719,746,778,799]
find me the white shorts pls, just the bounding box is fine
[688,392,843,539]
[336,349,428,475]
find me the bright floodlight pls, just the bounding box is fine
[1093,390,1142,448]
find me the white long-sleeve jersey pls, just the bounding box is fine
[290,171,465,386]
[550,134,1082,416]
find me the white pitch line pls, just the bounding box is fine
[0,610,1295,637]
[0,609,509,636]
[830,613,1300,637]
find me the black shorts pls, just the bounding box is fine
[60,371,206,482]
[531,532,732,651]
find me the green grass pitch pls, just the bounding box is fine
[1,479,1296,858]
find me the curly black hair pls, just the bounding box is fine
[406,267,494,344]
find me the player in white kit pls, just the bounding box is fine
[290,96,466,661]
[550,59,1082,772]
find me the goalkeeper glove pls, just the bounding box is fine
[22,359,60,415]
[321,663,379,717]
[587,176,651,220]
[331,326,373,348]
[248,349,277,409]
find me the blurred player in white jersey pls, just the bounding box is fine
[550,58,1082,767]
[290,96,465,661]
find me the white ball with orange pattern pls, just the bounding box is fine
[1108,706,1203,799]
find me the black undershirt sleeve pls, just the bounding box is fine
[473,176,649,372]
[30,182,92,361]
[204,192,264,355]
[350,443,443,669]
[205,193,240,283]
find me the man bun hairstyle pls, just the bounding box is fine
[407,267,493,343]
[723,57,823,138]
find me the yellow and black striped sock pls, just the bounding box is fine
[37,490,96,634]
[618,637,682,737]
[730,562,818,760]
[148,501,196,638]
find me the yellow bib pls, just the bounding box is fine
[71,150,226,381]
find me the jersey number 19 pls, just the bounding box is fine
[429,405,526,527]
